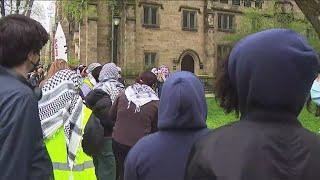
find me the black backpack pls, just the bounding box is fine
[82,89,113,157]
[82,112,105,157]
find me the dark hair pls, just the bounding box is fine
[0,15,49,68]
[78,65,86,73]
[91,66,102,83]
[214,55,239,117]
[136,71,157,87]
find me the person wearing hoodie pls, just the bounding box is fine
[110,71,159,180]
[85,63,125,180]
[185,29,320,180]
[124,71,209,180]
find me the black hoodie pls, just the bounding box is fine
[85,89,114,136]
[185,29,320,180]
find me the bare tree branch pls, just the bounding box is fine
[294,0,320,38]
[22,0,30,15]
[10,0,13,14]
[0,0,5,17]
[26,0,34,17]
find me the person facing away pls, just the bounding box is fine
[38,69,96,180]
[124,71,209,180]
[110,71,159,180]
[185,29,320,180]
[85,63,125,180]
[0,15,53,179]
[81,63,102,98]
[39,59,69,88]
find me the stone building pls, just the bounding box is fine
[54,0,307,77]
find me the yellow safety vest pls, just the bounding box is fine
[46,106,96,180]
[83,78,94,89]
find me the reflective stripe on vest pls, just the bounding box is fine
[46,106,96,179]
[53,161,94,172]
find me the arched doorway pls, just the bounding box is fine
[181,54,195,73]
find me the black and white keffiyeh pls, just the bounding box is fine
[39,69,83,169]
[125,83,159,112]
[94,79,124,103]
[95,63,125,103]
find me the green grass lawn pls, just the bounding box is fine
[206,98,320,133]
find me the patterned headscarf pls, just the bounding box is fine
[125,83,159,113]
[86,63,101,74]
[95,63,124,103]
[151,68,158,75]
[98,63,119,82]
[39,69,83,169]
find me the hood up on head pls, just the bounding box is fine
[99,63,119,82]
[158,71,207,130]
[86,63,101,74]
[228,29,319,117]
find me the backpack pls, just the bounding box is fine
[82,89,113,156]
[82,113,104,156]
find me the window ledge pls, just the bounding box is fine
[138,1,164,9]
[218,29,236,33]
[142,24,160,29]
[182,27,198,32]
[179,6,201,14]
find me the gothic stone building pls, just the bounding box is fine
[55,0,303,77]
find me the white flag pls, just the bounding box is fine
[54,23,68,62]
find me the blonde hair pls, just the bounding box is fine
[40,59,69,88]
[46,59,69,79]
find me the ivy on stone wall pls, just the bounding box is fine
[63,0,88,23]
[68,57,80,68]
[225,0,320,52]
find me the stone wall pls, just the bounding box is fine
[55,0,307,77]
[120,0,208,76]
[97,0,111,63]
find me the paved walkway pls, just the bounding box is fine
[205,93,214,98]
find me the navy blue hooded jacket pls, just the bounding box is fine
[124,71,209,180]
[0,66,53,180]
[185,29,320,180]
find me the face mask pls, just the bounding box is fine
[310,80,320,105]
[28,51,40,73]
[29,58,40,73]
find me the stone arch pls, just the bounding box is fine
[178,49,201,73]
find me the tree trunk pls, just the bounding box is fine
[10,0,13,14]
[15,0,21,14]
[294,0,320,38]
[22,0,30,15]
[25,0,34,17]
[0,0,5,17]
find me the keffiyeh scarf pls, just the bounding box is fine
[125,83,159,112]
[39,69,83,169]
[94,78,125,103]
[95,63,124,103]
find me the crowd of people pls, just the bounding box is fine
[1,14,320,180]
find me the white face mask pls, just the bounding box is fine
[310,80,320,105]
